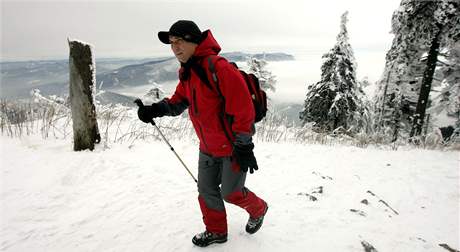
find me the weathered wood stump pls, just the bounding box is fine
[68,39,100,151]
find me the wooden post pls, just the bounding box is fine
[68,39,100,151]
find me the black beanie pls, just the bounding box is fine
[158,20,202,44]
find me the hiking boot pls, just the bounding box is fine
[192,231,227,247]
[246,202,268,234]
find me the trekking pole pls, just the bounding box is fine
[134,99,197,183]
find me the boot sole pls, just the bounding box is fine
[192,238,228,247]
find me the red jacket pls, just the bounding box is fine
[165,30,255,157]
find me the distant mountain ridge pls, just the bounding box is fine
[222,52,294,62]
[96,58,179,90]
[0,52,294,100]
[96,52,294,90]
[95,91,138,106]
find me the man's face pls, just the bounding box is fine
[169,36,197,63]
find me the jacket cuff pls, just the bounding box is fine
[151,100,169,117]
[234,133,253,146]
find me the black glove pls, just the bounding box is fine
[137,103,164,123]
[233,143,258,173]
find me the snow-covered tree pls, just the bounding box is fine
[374,0,459,140]
[430,41,460,130]
[373,9,426,138]
[407,0,460,137]
[144,82,165,102]
[359,77,371,90]
[299,12,367,134]
[247,57,276,92]
[355,78,375,134]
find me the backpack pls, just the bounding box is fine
[192,56,268,123]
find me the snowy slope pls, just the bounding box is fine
[0,136,459,252]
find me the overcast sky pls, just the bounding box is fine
[1,0,401,59]
[1,0,402,82]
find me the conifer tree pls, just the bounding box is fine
[408,0,459,137]
[374,0,459,140]
[300,12,367,134]
[247,57,277,92]
[431,41,460,131]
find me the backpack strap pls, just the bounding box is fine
[208,56,236,143]
[190,56,224,96]
[207,56,224,97]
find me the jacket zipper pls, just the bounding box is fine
[191,86,208,151]
[192,88,199,115]
[198,124,209,152]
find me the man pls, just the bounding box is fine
[137,20,268,247]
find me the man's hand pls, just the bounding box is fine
[137,103,163,123]
[233,143,258,173]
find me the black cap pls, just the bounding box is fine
[158,20,202,44]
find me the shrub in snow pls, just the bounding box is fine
[144,82,166,103]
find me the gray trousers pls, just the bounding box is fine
[197,151,266,234]
[197,151,247,211]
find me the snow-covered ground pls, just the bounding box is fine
[1,134,458,251]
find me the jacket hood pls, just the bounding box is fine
[193,30,221,58]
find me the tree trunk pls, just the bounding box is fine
[68,40,100,151]
[410,25,443,138]
[378,63,394,131]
